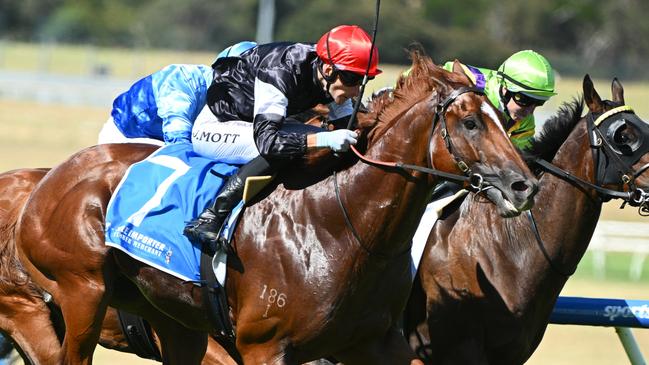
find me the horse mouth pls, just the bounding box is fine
[471,165,538,216]
[482,187,526,218]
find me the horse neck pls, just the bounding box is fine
[496,120,602,307]
[336,103,435,259]
[534,120,602,278]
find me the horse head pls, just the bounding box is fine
[390,54,537,216]
[582,74,649,212]
[441,60,538,216]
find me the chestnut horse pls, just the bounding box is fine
[0,115,332,365]
[403,75,649,364]
[0,168,60,364]
[0,106,333,365]
[16,51,537,365]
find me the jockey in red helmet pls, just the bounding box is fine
[316,24,381,103]
[184,25,381,250]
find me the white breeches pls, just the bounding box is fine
[191,107,259,165]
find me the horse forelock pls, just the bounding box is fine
[361,50,464,146]
[526,97,585,162]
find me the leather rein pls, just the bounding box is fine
[528,105,649,277]
[333,87,488,258]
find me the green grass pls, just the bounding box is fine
[575,251,649,282]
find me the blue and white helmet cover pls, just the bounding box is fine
[215,41,257,62]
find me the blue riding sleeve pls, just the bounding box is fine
[111,64,214,144]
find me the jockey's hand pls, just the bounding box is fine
[315,129,358,152]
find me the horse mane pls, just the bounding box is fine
[300,47,468,174]
[0,221,34,290]
[359,47,470,145]
[525,97,585,162]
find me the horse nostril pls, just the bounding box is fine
[512,181,530,192]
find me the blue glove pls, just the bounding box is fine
[315,129,358,152]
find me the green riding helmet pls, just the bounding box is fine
[498,50,557,100]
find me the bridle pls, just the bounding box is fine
[348,86,489,189]
[527,104,649,277]
[533,105,649,213]
[333,86,492,258]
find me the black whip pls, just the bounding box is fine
[346,0,380,130]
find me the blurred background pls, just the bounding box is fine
[0,0,647,364]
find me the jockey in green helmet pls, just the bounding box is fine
[441,50,556,150]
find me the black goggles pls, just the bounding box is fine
[337,70,371,87]
[511,92,546,107]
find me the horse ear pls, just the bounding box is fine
[451,59,474,87]
[611,77,625,104]
[583,74,603,113]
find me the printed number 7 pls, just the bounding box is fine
[126,155,190,227]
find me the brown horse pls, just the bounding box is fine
[0,124,330,365]
[16,51,537,365]
[0,168,61,364]
[403,75,649,365]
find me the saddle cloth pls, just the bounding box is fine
[104,143,239,282]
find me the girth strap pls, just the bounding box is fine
[116,309,162,361]
[199,245,237,349]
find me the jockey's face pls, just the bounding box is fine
[506,97,537,121]
[319,64,361,104]
[502,89,542,121]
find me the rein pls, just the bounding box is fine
[527,105,649,277]
[332,170,411,259]
[333,87,488,258]
[534,105,649,210]
[526,210,577,277]
[534,158,637,200]
[351,87,487,190]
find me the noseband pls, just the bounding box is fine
[534,105,649,214]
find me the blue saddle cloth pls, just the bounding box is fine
[104,143,238,282]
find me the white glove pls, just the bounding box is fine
[315,129,358,152]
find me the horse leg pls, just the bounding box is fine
[55,274,111,365]
[148,318,207,365]
[334,325,424,365]
[203,336,239,365]
[0,294,61,365]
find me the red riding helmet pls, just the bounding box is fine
[316,25,382,77]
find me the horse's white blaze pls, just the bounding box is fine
[481,101,507,135]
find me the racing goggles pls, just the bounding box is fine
[337,70,372,87]
[511,92,546,107]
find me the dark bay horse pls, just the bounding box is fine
[403,75,649,365]
[16,51,537,364]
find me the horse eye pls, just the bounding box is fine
[613,125,631,144]
[463,119,477,130]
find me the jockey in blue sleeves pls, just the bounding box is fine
[97,41,258,145]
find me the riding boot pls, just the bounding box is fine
[183,155,275,250]
[183,174,244,250]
